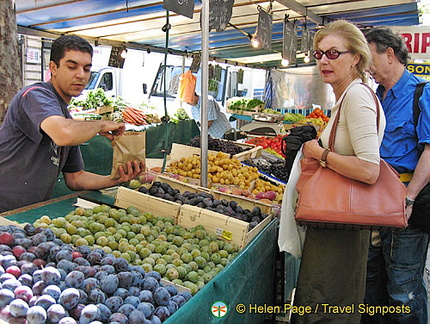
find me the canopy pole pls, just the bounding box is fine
[161,10,171,173]
[200,0,209,187]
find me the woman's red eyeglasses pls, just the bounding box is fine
[312,49,352,60]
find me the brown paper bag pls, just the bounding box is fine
[111,131,146,179]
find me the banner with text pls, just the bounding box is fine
[390,26,430,60]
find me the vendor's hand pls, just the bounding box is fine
[115,160,145,183]
[99,122,126,140]
[302,139,323,160]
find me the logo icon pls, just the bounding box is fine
[212,301,228,318]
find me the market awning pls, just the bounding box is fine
[16,0,420,68]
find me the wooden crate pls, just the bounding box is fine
[169,143,220,162]
[226,104,264,116]
[160,278,190,294]
[115,187,181,223]
[178,205,272,249]
[0,216,24,228]
[233,145,262,161]
[96,105,114,115]
[155,174,210,194]
[170,140,260,162]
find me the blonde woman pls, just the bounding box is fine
[291,20,385,323]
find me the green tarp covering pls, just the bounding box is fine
[165,218,278,324]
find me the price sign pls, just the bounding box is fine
[283,18,297,64]
[301,27,310,53]
[108,46,125,68]
[27,48,41,64]
[257,9,273,50]
[207,0,234,32]
[163,0,195,19]
[190,55,201,73]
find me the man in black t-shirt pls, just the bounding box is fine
[0,35,143,213]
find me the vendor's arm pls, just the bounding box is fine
[63,160,143,191]
[405,144,430,200]
[303,139,380,184]
[41,115,126,146]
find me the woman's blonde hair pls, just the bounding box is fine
[313,20,370,82]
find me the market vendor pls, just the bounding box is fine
[0,35,143,214]
[187,92,232,138]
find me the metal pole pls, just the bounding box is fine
[200,0,209,187]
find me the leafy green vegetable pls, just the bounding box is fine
[227,97,265,111]
[170,108,190,124]
[69,88,112,110]
[246,98,264,108]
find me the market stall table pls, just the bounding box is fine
[0,189,279,324]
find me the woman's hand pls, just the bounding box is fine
[405,204,414,222]
[302,139,324,160]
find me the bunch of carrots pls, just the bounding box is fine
[122,106,149,125]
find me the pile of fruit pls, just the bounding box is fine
[283,112,306,122]
[305,108,329,124]
[244,158,288,184]
[187,135,249,156]
[245,135,286,158]
[32,205,240,296]
[0,222,193,323]
[138,181,270,230]
[166,152,260,189]
[283,108,330,127]
[252,179,284,203]
[261,108,280,114]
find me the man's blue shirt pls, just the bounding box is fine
[377,70,430,173]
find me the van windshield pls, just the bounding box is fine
[85,72,99,90]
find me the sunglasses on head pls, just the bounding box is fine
[312,49,352,60]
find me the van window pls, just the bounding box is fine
[149,64,227,103]
[150,64,184,98]
[99,72,113,91]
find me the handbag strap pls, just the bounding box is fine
[328,83,381,152]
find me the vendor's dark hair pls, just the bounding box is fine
[50,35,93,66]
[365,27,410,66]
